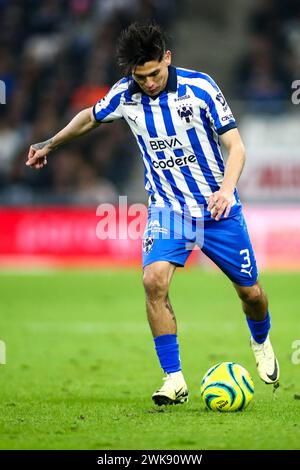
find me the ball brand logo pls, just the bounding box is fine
[177,104,193,123]
[218,400,228,409]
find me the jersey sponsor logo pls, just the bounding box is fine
[123,101,138,106]
[216,92,228,111]
[174,94,191,102]
[177,104,193,123]
[152,154,197,169]
[149,138,183,151]
[221,113,234,122]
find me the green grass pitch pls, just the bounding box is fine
[0,268,299,450]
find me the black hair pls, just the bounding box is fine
[116,22,166,76]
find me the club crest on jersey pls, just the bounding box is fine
[177,104,193,123]
[143,236,154,254]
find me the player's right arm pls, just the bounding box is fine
[26,79,125,169]
[26,107,99,169]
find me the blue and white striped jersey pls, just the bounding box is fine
[93,66,240,218]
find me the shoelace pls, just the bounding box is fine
[253,342,273,360]
[162,375,172,383]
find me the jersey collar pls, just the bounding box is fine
[128,65,177,97]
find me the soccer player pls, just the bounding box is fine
[26,22,280,406]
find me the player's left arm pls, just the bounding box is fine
[207,128,245,221]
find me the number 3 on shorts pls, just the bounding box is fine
[240,248,251,269]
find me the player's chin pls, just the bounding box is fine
[148,88,160,95]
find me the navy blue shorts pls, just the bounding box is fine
[142,206,258,287]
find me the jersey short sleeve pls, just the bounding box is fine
[188,72,237,135]
[93,79,127,123]
[200,74,237,135]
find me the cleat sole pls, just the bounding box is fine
[152,394,189,406]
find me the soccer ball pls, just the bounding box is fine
[200,362,254,412]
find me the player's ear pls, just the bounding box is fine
[164,50,171,66]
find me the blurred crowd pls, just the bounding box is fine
[0,0,177,205]
[0,0,299,205]
[235,0,300,113]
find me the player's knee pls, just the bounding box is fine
[238,283,263,305]
[143,267,169,298]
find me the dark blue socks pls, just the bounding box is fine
[247,311,271,344]
[154,315,271,373]
[154,334,181,373]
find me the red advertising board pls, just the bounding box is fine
[0,206,299,270]
[0,207,144,267]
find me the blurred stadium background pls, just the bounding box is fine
[0,0,300,270]
[1,0,300,452]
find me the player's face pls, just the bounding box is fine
[132,51,171,97]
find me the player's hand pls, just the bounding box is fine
[208,189,234,221]
[26,139,53,169]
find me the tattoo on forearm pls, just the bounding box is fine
[32,138,54,150]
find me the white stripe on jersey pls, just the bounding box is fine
[93,66,239,217]
[147,97,203,217]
